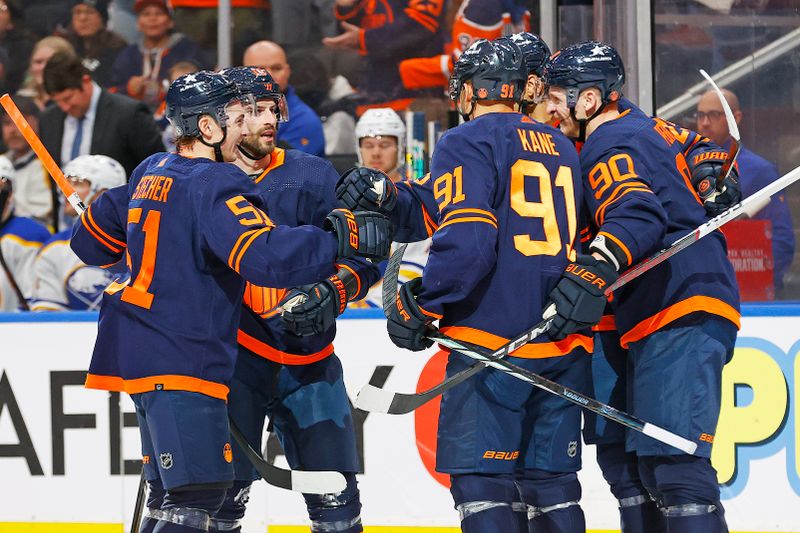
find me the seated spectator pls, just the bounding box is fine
[0,0,37,94]
[111,0,207,110]
[40,52,164,185]
[62,0,127,88]
[17,36,76,109]
[31,154,127,311]
[0,157,50,311]
[696,87,795,290]
[322,0,446,111]
[1,96,54,229]
[290,53,357,155]
[243,40,326,156]
[355,108,406,182]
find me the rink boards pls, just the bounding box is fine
[0,305,799,532]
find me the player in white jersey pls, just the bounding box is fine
[349,108,432,309]
[0,155,51,311]
[30,155,127,311]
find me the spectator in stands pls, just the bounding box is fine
[0,0,37,94]
[171,0,268,63]
[290,53,357,156]
[21,0,71,38]
[63,0,127,88]
[243,40,326,156]
[40,52,164,190]
[696,88,795,290]
[17,36,76,110]
[271,0,337,50]
[0,157,50,311]
[355,108,405,182]
[322,0,446,111]
[1,96,53,229]
[111,0,207,111]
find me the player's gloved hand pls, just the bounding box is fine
[547,254,618,340]
[280,277,346,336]
[335,167,398,214]
[325,208,392,261]
[690,149,742,216]
[386,278,435,351]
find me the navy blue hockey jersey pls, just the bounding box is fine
[414,112,592,357]
[71,152,341,399]
[579,105,740,347]
[235,148,380,364]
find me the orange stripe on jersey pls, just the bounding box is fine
[592,314,617,332]
[238,329,335,365]
[85,373,230,400]
[442,208,498,225]
[597,231,633,267]
[253,148,286,184]
[86,206,126,248]
[243,283,286,315]
[594,183,653,226]
[619,296,741,348]
[228,229,261,270]
[440,326,593,359]
[233,227,271,273]
[405,8,439,32]
[418,303,443,320]
[336,263,362,298]
[437,216,497,232]
[80,210,123,253]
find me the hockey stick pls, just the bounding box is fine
[699,69,741,192]
[358,163,800,414]
[229,419,347,494]
[129,469,148,533]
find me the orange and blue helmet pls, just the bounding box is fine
[543,40,625,109]
[165,71,244,138]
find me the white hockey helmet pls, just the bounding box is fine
[63,155,127,195]
[0,155,15,182]
[355,108,406,169]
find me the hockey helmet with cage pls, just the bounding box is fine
[448,38,527,115]
[165,71,246,138]
[220,66,289,123]
[355,108,406,169]
[543,41,625,109]
[63,155,127,194]
[505,32,551,77]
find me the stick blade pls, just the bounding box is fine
[289,469,348,495]
[699,69,740,141]
[354,383,395,413]
[382,243,408,317]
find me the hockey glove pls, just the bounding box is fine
[325,208,392,261]
[547,254,619,340]
[690,149,742,216]
[335,167,398,214]
[386,278,435,352]
[280,268,359,336]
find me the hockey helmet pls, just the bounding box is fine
[64,154,127,194]
[165,71,247,138]
[505,32,551,77]
[220,66,289,123]
[543,41,625,109]
[355,108,406,168]
[448,38,527,106]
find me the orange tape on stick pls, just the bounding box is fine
[0,93,86,215]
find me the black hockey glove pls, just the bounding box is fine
[335,167,398,214]
[690,149,742,216]
[547,254,619,340]
[280,268,359,336]
[386,278,435,352]
[325,208,392,261]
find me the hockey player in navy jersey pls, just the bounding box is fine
[70,71,391,533]
[383,38,596,532]
[544,42,740,533]
[212,66,380,533]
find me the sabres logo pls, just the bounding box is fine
[223,443,233,463]
[477,88,488,99]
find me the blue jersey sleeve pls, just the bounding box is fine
[199,176,340,288]
[391,176,440,242]
[415,128,499,317]
[583,146,668,268]
[70,184,130,267]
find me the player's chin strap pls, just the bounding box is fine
[569,101,608,143]
[199,127,227,162]
[237,143,260,161]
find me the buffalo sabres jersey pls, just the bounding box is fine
[579,104,739,347]
[30,228,126,311]
[71,152,341,400]
[0,215,50,311]
[235,148,380,364]
[414,112,592,358]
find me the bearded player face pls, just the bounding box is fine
[242,98,279,159]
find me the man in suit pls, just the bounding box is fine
[40,51,164,179]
